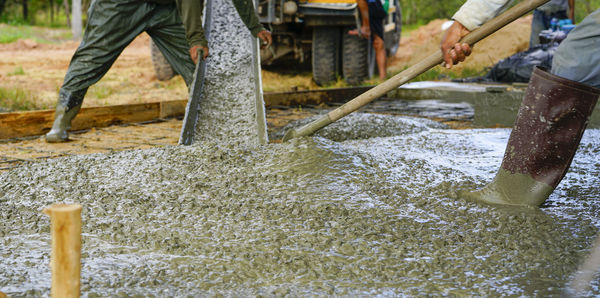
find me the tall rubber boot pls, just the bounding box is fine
[461,67,600,207]
[45,89,85,143]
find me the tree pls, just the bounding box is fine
[21,0,27,20]
[64,0,70,27]
[0,0,6,17]
[71,0,81,38]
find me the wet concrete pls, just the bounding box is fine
[389,82,600,128]
[2,3,599,295]
[1,114,599,296]
[193,0,266,146]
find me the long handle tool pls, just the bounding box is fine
[282,0,550,142]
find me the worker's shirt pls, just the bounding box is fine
[451,0,512,31]
[146,0,265,47]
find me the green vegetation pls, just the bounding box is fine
[0,86,47,111]
[0,24,71,43]
[0,0,89,27]
[7,66,24,76]
[89,83,114,100]
[398,0,600,25]
[410,66,487,82]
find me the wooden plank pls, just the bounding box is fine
[0,87,373,140]
[0,102,165,139]
[160,100,187,118]
[0,109,55,139]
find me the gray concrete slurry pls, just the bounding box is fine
[1,116,599,296]
[193,0,264,146]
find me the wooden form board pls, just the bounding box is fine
[0,87,372,140]
[0,100,187,140]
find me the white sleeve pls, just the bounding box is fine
[452,0,512,31]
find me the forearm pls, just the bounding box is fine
[176,0,207,47]
[452,0,511,30]
[232,0,266,37]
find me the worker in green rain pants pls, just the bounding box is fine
[46,0,272,143]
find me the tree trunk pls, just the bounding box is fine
[0,0,7,18]
[22,0,28,21]
[50,0,55,23]
[64,0,71,28]
[72,0,82,39]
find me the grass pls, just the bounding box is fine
[89,84,115,100]
[0,23,72,44]
[7,66,25,76]
[405,65,487,82]
[0,86,48,111]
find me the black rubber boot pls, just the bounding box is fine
[45,89,86,143]
[461,67,600,207]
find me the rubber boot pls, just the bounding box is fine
[45,90,85,143]
[461,67,600,207]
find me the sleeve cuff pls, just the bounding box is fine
[452,10,480,31]
[250,26,265,37]
[452,0,511,31]
[452,3,482,31]
[189,38,208,48]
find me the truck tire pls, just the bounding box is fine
[150,39,176,81]
[312,26,340,86]
[342,28,368,85]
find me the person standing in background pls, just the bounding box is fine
[350,0,388,81]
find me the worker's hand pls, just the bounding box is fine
[348,26,371,39]
[257,30,272,49]
[440,21,472,68]
[190,45,209,64]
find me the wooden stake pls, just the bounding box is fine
[43,204,82,298]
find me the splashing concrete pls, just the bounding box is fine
[192,0,265,146]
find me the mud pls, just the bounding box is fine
[1,115,599,296]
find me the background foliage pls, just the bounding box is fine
[0,0,599,27]
[0,0,90,26]
[398,0,600,25]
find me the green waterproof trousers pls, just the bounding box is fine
[59,0,196,108]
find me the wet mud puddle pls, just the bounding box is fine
[1,113,599,296]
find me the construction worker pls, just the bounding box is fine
[45,0,272,143]
[351,0,388,80]
[530,0,575,47]
[441,1,599,207]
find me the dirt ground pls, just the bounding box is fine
[0,17,531,170]
[0,16,533,108]
[0,33,189,110]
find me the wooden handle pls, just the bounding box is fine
[44,204,82,298]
